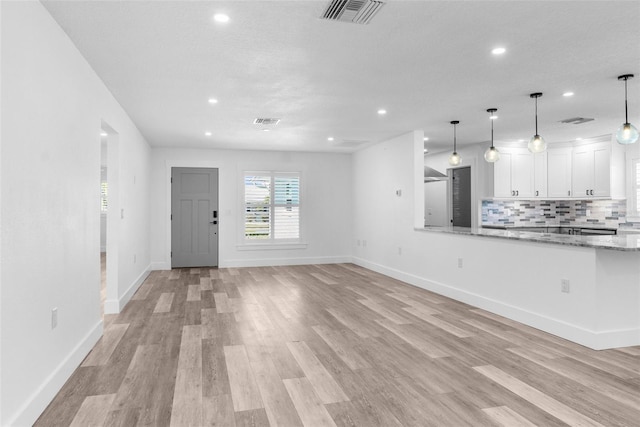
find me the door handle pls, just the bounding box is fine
[590,189,594,196]
[210,220,218,225]
[535,190,539,196]
[586,190,589,196]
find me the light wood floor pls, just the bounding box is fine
[35,264,640,426]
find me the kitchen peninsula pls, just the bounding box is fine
[417,225,640,350]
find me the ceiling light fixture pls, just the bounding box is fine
[491,47,506,55]
[528,92,547,153]
[563,92,574,97]
[100,132,108,137]
[616,74,639,145]
[484,108,500,163]
[205,132,212,136]
[213,13,229,23]
[377,109,387,115]
[328,137,334,141]
[448,120,461,166]
[208,98,218,104]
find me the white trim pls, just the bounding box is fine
[222,255,351,268]
[104,263,152,314]
[6,320,103,427]
[351,256,639,350]
[236,242,308,251]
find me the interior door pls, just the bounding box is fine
[171,167,219,268]
[451,166,471,227]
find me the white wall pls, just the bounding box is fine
[0,2,151,425]
[150,148,352,269]
[353,130,640,350]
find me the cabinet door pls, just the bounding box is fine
[511,150,535,197]
[494,150,512,197]
[547,148,572,198]
[592,144,611,197]
[534,152,547,198]
[572,146,592,197]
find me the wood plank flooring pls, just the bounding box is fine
[35,264,640,426]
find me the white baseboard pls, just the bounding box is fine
[104,264,152,314]
[117,264,152,311]
[222,255,352,268]
[352,256,639,350]
[6,320,104,427]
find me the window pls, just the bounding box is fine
[244,172,300,241]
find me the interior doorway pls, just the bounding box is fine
[171,167,219,268]
[450,166,471,227]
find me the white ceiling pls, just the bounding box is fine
[43,0,640,153]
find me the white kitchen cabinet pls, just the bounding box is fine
[547,147,572,198]
[572,142,611,197]
[533,152,547,198]
[493,147,535,198]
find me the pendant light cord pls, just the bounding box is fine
[625,77,629,124]
[491,115,494,148]
[453,123,457,152]
[535,97,539,135]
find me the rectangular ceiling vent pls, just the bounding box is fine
[559,117,595,125]
[253,118,281,126]
[321,0,385,25]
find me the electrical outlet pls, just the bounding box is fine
[51,308,58,329]
[357,239,361,247]
[458,258,463,268]
[561,279,570,293]
[363,240,367,247]
[133,254,137,263]
[398,247,402,255]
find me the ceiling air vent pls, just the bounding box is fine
[559,117,595,125]
[321,0,385,25]
[253,118,281,126]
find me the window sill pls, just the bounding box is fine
[236,242,308,251]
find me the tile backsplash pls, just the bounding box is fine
[481,199,640,229]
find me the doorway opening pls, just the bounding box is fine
[171,167,219,268]
[449,166,471,227]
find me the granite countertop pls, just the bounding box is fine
[416,226,640,251]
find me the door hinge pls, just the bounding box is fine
[171,251,172,258]
[170,214,173,220]
[171,177,173,183]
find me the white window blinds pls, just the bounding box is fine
[244,172,300,241]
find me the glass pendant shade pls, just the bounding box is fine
[484,146,500,162]
[616,122,640,145]
[528,134,547,153]
[449,152,461,166]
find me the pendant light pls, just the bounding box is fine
[616,74,639,145]
[484,108,500,163]
[448,121,461,166]
[528,93,546,153]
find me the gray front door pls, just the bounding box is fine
[451,166,471,227]
[171,167,219,268]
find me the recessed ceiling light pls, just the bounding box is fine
[208,98,218,104]
[377,109,387,115]
[576,137,583,141]
[205,131,212,136]
[423,137,429,141]
[517,139,525,142]
[328,137,334,141]
[100,132,108,137]
[563,92,574,97]
[262,129,270,132]
[491,47,506,55]
[213,13,229,23]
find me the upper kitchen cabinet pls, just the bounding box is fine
[572,141,611,197]
[547,147,573,198]
[494,147,537,198]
